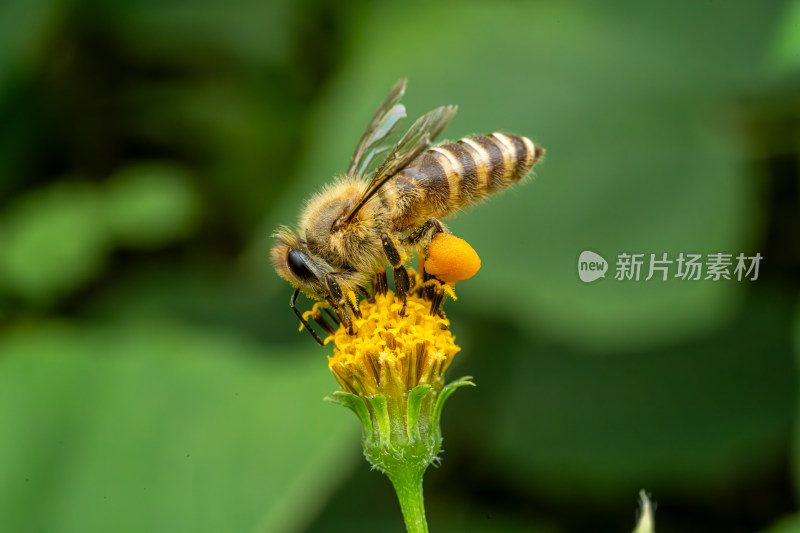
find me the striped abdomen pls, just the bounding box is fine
[388,132,544,230]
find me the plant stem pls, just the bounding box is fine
[388,469,429,533]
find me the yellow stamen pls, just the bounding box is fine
[327,291,460,397]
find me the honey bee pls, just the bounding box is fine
[272,79,544,344]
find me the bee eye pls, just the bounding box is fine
[287,249,316,282]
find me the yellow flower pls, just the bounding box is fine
[321,267,474,533]
[327,290,460,399]
[323,277,472,477]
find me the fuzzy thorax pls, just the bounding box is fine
[300,175,388,274]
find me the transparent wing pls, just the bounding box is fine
[347,79,408,177]
[341,104,458,224]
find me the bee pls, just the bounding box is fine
[272,79,544,345]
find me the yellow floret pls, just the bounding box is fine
[327,291,460,398]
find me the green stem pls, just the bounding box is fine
[388,469,429,533]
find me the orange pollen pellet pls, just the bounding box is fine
[424,233,481,283]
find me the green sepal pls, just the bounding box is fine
[406,384,432,441]
[367,394,391,447]
[324,391,374,446]
[433,376,474,433]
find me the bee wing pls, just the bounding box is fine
[342,104,458,224]
[347,79,408,177]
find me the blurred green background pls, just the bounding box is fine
[1,0,799,531]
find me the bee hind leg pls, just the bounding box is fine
[401,218,445,250]
[402,218,448,315]
[381,233,410,316]
[421,268,447,317]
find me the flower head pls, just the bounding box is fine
[324,277,472,476]
[327,291,460,399]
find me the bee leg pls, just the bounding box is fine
[358,285,373,303]
[381,233,409,316]
[427,275,446,317]
[325,273,362,319]
[401,218,445,252]
[323,307,341,327]
[373,268,388,296]
[290,288,325,346]
[419,267,440,307]
[325,273,357,334]
[402,219,449,315]
[313,311,338,336]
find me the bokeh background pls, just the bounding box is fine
[1,1,800,532]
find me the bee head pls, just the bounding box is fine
[272,227,324,295]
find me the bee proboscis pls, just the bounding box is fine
[272,79,544,344]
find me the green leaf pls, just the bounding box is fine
[0,181,107,304]
[105,0,295,68]
[462,291,795,499]
[760,515,800,533]
[770,0,800,73]
[0,0,65,104]
[0,321,357,533]
[104,163,201,248]
[792,295,800,502]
